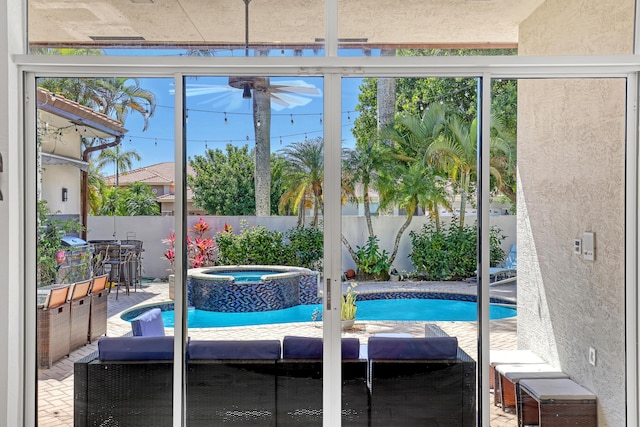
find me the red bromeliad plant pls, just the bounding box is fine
[163,217,217,272]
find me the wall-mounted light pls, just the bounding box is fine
[62,187,68,202]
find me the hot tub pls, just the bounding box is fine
[187,265,321,312]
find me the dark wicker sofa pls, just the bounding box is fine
[74,329,475,426]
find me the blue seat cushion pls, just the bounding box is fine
[189,340,281,360]
[282,336,360,359]
[368,337,459,360]
[98,336,175,361]
[131,308,165,337]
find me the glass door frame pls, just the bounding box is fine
[20,57,639,426]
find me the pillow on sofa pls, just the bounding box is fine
[131,308,165,337]
[282,336,360,359]
[189,340,281,360]
[98,336,174,361]
[367,337,458,360]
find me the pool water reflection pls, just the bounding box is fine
[158,298,516,328]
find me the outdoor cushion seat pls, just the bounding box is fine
[278,336,368,426]
[98,336,175,360]
[188,340,281,360]
[282,335,361,359]
[131,307,165,337]
[368,336,459,360]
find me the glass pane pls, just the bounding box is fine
[27,0,325,56]
[337,0,633,57]
[341,76,484,425]
[182,75,327,425]
[503,77,626,425]
[36,76,175,425]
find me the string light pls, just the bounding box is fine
[290,114,294,125]
[257,117,261,127]
[319,114,323,124]
[224,112,228,124]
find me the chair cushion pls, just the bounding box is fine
[131,308,165,337]
[98,336,175,361]
[282,336,360,359]
[189,340,281,360]
[368,337,459,360]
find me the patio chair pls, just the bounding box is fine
[489,243,517,283]
[470,243,517,284]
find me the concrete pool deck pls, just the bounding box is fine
[37,279,518,426]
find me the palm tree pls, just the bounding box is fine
[86,77,157,131]
[342,138,386,237]
[367,104,452,265]
[279,138,325,227]
[95,145,141,187]
[428,114,512,228]
[86,163,105,215]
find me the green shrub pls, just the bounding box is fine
[215,221,323,269]
[355,235,391,279]
[215,221,287,265]
[285,225,323,270]
[409,221,506,281]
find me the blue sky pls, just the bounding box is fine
[118,76,364,171]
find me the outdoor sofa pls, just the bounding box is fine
[74,328,476,426]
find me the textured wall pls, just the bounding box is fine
[518,1,632,424]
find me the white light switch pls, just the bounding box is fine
[583,232,595,261]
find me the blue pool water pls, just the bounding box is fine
[160,299,516,328]
[207,270,279,282]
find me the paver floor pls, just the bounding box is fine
[37,280,519,426]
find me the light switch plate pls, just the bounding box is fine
[583,232,595,261]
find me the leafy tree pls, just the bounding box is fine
[188,144,256,215]
[122,182,160,216]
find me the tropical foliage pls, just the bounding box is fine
[409,221,506,281]
[163,217,217,272]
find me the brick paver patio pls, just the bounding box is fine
[37,280,518,426]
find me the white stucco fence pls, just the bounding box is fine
[87,214,516,279]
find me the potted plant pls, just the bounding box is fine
[341,283,358,330]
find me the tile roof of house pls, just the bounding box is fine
[37,87,127,137]
[105,162,195,186]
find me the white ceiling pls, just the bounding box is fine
[28,0,546,49]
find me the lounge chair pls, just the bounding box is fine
[489,243,517,283]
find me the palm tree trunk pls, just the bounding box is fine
[253,86,271,216]
[363,182,374,237]
[459,172,470,228]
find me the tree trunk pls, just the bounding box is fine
[377,49,396,134]
[389,214,413,266]
[341,234,359,265]
[459,171,470,228]
[253,84,271,216]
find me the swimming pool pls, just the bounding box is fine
[148,298,516,328]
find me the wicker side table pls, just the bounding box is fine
[517,378,596,426]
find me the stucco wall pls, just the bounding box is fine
[518,1,633,424]
[88,214,517,279]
